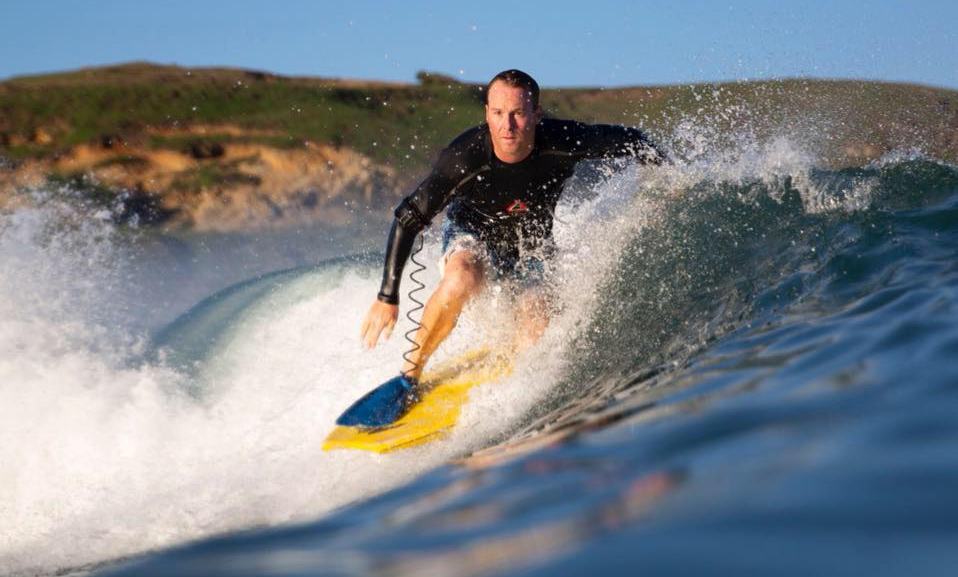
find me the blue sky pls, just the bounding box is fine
[2,0,955,89]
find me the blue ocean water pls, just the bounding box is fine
[2,147,957,576]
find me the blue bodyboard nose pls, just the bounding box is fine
[335,375,419,428]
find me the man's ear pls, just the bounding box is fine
[534,106,543,123]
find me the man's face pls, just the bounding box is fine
[485,80,541,163]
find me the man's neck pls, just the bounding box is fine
[493,146,533,164]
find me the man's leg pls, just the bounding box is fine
[509,256,555,351]
[401,250,486,379]
[513,286,554,351]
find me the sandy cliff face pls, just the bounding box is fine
[0,127,407,232]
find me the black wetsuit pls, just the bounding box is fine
[377,117,663,304]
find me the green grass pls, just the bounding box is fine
[1,62,956,170]
[147,133,308,152]
[169,160,261,193]
[93,155,149,169]
[0,143,54,161]
[45,170,119,206]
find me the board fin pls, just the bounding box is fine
[335,375,419,428]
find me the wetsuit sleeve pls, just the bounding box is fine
[377,142,474,305]
[572,121,666,165]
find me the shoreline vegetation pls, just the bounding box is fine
[1,62,956,232]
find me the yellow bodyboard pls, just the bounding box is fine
[323,349,512,453]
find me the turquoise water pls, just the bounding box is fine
[2,151,957,576]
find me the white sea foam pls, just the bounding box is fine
[0,193,579,575]
[0,133,861,575]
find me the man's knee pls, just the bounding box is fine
[514,286,556,323]
[440,252,485,300]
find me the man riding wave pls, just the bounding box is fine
[359,69,664,406]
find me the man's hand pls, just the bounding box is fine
[360,299,399,349]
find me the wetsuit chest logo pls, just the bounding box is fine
[505,199,529,214]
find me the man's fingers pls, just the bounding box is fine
[365,320,381,349]
[366,314,389,349]
[360,314,378,348]
[360,300,399,350]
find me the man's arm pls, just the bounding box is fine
[361,130,481,348]
[375,144,472,305]
[375,198,431,305]
[361,175,449,349]
[551,119,667,165]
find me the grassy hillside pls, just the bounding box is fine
[1,63,955,231]
[2,62,955,168]
[0,64,485,170]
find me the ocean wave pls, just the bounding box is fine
[3,141,957,576]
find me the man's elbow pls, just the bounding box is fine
[395,197,431,233]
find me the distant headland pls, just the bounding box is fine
[1,62,955,231]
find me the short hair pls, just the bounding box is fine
[485,69,540,109]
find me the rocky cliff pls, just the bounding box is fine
[0,124,404,231]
